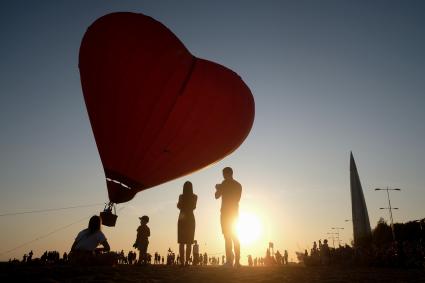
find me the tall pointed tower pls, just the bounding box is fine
[350,152,372,246]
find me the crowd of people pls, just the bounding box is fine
[8,167,242,267]
[9,250,67,265]
[9,166,423,269]
[245,245,290,267]
[298,240,424,268]
[297,219,424,268]
[296,239,332,266]
[11,248,226,266]
[8,168,283,268]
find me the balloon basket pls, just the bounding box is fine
[100,202,118,227]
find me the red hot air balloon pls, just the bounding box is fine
[79,12,255,205]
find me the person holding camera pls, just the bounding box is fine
[215,167,242,267]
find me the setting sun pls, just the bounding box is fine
[235,212,263,245]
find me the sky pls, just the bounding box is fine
[0,1,424,262]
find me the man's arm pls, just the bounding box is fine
[215,184,222,199]
[70,239,78,251]
[177,195,182,209]
[101,239,111,251]
[236,184,242,202]
[70,233,81,251]
[192,195,198,209]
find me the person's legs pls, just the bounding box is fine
[141,244,148,264]
[224,235,234,265]
[185,244,192,265]
[232,233,240,265]
[179,243,185,265]
[222,213,233,265]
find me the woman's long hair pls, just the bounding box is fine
[88,215,101,234]
[180,181,196,210]
[182,181,193,195]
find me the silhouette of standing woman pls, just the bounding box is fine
[177,181,197,265]
[215,167,242,267]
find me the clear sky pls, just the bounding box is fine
[1,1,424,262]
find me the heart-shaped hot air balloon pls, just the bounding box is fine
[79,12,255,204]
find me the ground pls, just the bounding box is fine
[1,264,424,283]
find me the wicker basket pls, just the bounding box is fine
[100,203,118,227]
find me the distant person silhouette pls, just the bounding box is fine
[275,250,282,264]
[284,250,288,265]
[312,241,318,256]
[133,215,150,264]
[128,251,136,264]
[71,215,110,253]
[177,181,197,265]
[28,250,33,262]
[193,240,200,265]
[215,167,242,267]
[203,252,208,265]
[320,239,330,265]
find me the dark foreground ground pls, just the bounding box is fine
[1,263,425,283]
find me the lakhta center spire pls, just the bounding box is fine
[350,152,372,246]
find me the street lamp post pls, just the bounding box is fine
[331,227,344,246]
[326,232,337,248]
[375,187,401,241]
[344,219,354,246]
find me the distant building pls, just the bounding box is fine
[350,152,372,246]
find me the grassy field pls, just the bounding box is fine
[1,263,424,283]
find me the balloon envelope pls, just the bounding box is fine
[79,12,255,203]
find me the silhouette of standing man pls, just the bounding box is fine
[215,167,242,267]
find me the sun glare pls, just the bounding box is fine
[235,212,262,245]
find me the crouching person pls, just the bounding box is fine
[70,215,113,265]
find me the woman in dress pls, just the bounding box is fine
[177,181,197,265]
